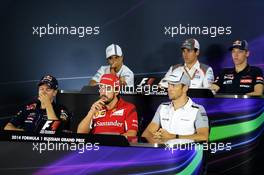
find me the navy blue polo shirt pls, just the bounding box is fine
[9,102,70,133]
[214,65,264,94]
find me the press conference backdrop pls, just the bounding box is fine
[0,0,264,116]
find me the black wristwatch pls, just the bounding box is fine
[175,134,179,139]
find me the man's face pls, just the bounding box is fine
[231,48,249,66]
[107,55,123,68]
[182,48,199,65]
[38,84,57,102]
[99,84,117,104]
[167,83,184,100]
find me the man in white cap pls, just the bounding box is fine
[160,38,214,89]
[143,67,209,141]
[89,44,134,87]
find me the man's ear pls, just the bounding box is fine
[119,56,124,62]
[114,86,120,96]
[246,50,250,57]
[195,50,200,57]
[53,89,58,97]
[183,85,189,93]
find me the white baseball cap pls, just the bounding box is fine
[106,44,123,58]
[161,67,190,87]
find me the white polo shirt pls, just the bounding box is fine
[151,98,208,135]
[160,61,214,88]
[91,64,134,86]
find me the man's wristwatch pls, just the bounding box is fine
[175,134,179,139]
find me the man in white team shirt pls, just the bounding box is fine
[143,67,209,141]
[160,38,214,88]
[89,44,134,87]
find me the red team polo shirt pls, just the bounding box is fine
[91,98,138,134]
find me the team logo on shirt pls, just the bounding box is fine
[94,110,106,119]
[132,119,138,123]
[94,120,123,127]
[26,103,37,110]
[111,109,124,116]
[240,85,250,88]
[223,80,232,84]
[162,118,169,121]
[180,118,191,121]
[25,112,36,122]
[240,79,252,84]
[256,77,264,81]
[224,74,234,80]
[27,112,36,120]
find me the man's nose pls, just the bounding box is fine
[183,52,188,57]
[233,54,238,58]
[41,90,47,94]
[99,88,106,94]
[108,57,114,62]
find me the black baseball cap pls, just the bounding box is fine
[38,75,58,89]
[229,40,249,51]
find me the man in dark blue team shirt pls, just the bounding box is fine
[4,75,71,133]
[211,40,264,95]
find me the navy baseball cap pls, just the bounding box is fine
[229,40,248,51]
[38,75,58,89]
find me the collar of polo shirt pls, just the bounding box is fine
[184,60,200,71]
[170,97,192,110]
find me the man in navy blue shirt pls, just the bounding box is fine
[211,40,263,95]
[4,75,71,133]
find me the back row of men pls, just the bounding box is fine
[89,39,263,96]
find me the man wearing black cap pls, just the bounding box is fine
[160,38,214,89]
[89,44,134,87]
[211,40,264,95]
[4,75,71,132]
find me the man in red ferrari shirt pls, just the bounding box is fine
[77,74,138,136]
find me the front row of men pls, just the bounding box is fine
[4,70,209,141]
